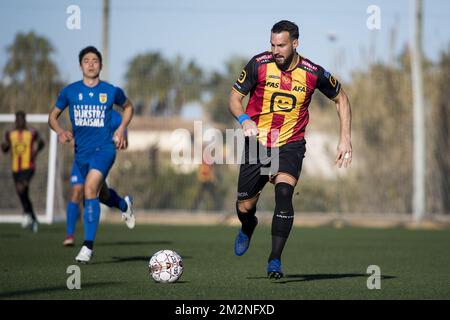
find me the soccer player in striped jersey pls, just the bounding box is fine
[49,46,134,263]
[1,111,45,232]
[63,109,134,247]
[229,20,352,279]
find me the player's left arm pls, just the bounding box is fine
[32,130,46,160]
[114,99,134,150]
[332,88,352,168]
[316,67,352,168]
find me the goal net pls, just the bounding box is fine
[0,113,70,224]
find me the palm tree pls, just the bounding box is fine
[125,52,203,116]
[1,31,62,113]
[203,56,249,126]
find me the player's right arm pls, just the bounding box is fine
[1,131,11,153]
[48,106,73,144]
[229,90,258,137]
[49,87,73,144]
[229,57,259,137]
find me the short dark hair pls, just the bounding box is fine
[15,110,26,119]
[79,46,102,65]
[271,20,299,40]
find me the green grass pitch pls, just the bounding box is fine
[1,223,449,299]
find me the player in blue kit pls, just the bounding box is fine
[63,109,134,247]
[49,46,135,263]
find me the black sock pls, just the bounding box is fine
[269,183,294,262]
[18,187,37,220]
[236,202,257,238]
[269,236,288,261]
[83,240,94,250]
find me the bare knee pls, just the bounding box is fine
[84,183,99,199]
[237,197,258,213]
[274,173,297,187]
[71,185,84,203]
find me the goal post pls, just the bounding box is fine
[0,113,58,224]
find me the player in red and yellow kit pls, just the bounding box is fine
[229,20,352,279]
[1,111,45,232]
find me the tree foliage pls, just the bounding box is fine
[125,53,203,116]
[1,32,62,113]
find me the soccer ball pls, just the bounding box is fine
[149,249,183,283]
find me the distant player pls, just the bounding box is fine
[1,111,45,233]
[229,21,352,279]
[48,46,134,263]
[63,108,134,247]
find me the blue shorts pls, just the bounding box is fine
[75,145,116,181]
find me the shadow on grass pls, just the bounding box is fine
[91,256,150,264]
[98,240,173,246]
[151,281,190,285]
[248,273,396,284]
[92,255,193,265]
[0,233,21,239]
[0,281,121,299]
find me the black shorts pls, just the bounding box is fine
[12,169,35,183]
[237,138,306,201]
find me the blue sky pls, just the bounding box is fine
[1,0,449,87]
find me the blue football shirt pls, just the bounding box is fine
[110,109,128,139]
[55,80,127,156]
[111,109,122,132]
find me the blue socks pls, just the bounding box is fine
[103,188,128,212]
[66,202,79,236]
[84,198,100,242]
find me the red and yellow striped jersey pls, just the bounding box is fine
[233,52,341,147]
[4,128,39,172]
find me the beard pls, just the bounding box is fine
[274,50,296,71]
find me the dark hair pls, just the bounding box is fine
[15,110,26,118]
[79,46,102,65]
[271,20,299,40]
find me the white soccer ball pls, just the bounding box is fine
[149,249,184,283]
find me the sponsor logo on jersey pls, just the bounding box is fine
[14,143,26,155]
[301,59,318,71]
[270,93,297,113]
[329,75,337,87]
[73,105,106,127]
[292,85,306,93]
[99,93,107,104]
[265,81,279,88]
[256,54,273,62]
[238,70,246,84]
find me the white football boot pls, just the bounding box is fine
[121,195,135,229]
[21,214,32,229]
[31,219,38,233]
[75,245,93,264]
